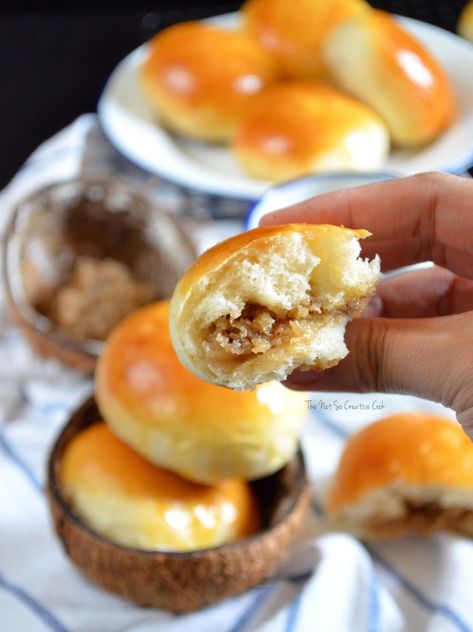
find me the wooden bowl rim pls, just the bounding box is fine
[48,395,310,559]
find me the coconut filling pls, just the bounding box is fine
[204,293,362,361]
[363,501,473,537]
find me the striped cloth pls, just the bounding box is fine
[1,116,473,632]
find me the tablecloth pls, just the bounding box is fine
[1,116,472,632]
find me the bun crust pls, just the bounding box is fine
[324,10,455,147]
[243,0,368,79]
[170,224,380,390]
[96,300,306,484]
[61,423,260,551]
[140,21,279,142]
[459,0,473,43]
[327,413,473,539]
[232,82,389,181]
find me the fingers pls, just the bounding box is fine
[260,172,473,278]
[373,266,473,318]
[285,313,473,420]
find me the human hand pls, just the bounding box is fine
[260,173,473,436]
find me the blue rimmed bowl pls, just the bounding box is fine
[245,172,398,230]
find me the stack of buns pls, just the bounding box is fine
[61,300,307,552]
[327,413,473,539]
[139,0,455,181]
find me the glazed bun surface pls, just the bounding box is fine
[324,10,455,147]
[243,0,368,79]
[61,423,260,551]
[170,224,380,391]
[96,300,306,484]
[233,82,389,181]
[327,413,473,539]
[459,0,473,43]
[140,21,279,142]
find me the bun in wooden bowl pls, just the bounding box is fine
[47,398,310,612]
[96,300,307,484]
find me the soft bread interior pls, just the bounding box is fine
[176,227,380,390]
[329,483,473,539]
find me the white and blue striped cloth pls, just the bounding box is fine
[1,116,473,632]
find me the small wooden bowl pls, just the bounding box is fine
[2,177,196,373]
[47,397,310,612]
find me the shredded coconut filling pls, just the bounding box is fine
[366,501,473,535]
[205,298,326,358]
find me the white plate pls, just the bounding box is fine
[98,13,473,201]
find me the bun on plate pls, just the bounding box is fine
[140,21,279,142]
[232,82,389,181]
[61,423,260,551]
[324,10,455,147]
[170,224,380,390]
[96,300,306,484]
[242,0,369,79]
[459,0,473,43]
[327,413,473,539]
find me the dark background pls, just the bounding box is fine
[0,0,469,188]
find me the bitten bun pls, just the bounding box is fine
[96,300,306,484]
[232,82,389,181]
[324,10,455,147]
[140,21,279,142]
[459,0,473,43]
[61,423,260,551]
[170,224,380,391]
[243,0,368,79]
[327,413,473,539]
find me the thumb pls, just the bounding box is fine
[286,313,473,416]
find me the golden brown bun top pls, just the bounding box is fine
[62,422,259,514]
[141,21,279,109]
[172,224,370,308]
[96,298,300,434]
[243,0,368,78]
[233,82,386,162]
[328,414,473,511]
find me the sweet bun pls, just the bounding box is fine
[170,224,380,391]
[324,10,455,147]
[96,300,306,484]
[61,423,260,551]
[140,21,279,142]
[243,0,368,79]
[232,82,389,181]
[327,413,473,539]
[459,0,473,43]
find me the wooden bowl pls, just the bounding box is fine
[2,177,196,373]
[47,397,310,612]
